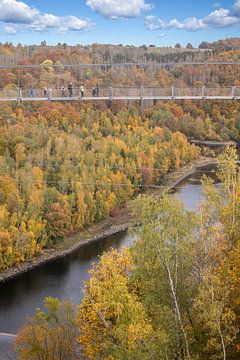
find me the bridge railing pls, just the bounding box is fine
[0,87,239,100]
[204,87,234,97]
[142,87,171,97]
[112,87,141,97]
[173,87,202,96]
[0,89,18,98]
[232,87,240,97]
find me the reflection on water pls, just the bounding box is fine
[0,166,216,337]
[0,232,133,334]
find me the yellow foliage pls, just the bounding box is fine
[77,248,154,359]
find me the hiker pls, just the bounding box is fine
[80,84,84,98]
[109,85,113,99]
[48,87,52,98]
[18,88,23,99]
[61,85,66,97]
[96,83,99,97]
[68,82,73,97]
[43,87,47,97]
[92,87,96,97]
[29,88,34,97]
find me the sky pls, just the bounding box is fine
[0,0,239,47]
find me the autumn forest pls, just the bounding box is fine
[0,38,240,359]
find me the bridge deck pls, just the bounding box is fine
[0,87,239,102]
[0,96,239,102]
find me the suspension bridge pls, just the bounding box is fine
[0,61,239,102]
[0,86,239,102]
[0,61,239,69]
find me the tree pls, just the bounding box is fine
[132,193,198,360]
[46,200,71,242]
[15,297,80,360]
[76,248,159,359]
[186,43,194,49]
[196,147,240,358]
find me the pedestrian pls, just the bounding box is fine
[92,87,96,97]
[43,87,47,97]
[48,87,52,99]
[109,85,113,99]
[80,84,84,98]
[68,82,73,97]
[18,88,23,99]
[29,88,34,97]
[96,83,99,97]
[61,85,66,97]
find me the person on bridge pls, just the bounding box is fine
[92,87,96,97]
[43,87,47,97]
[48,87,52,99]
[61,85,66,97]
[29,88,34,97]
[109,85,113,99]
[96,83,99,97]
[68,82,73,97]
[18,88,23,99]
[80,84,84,98]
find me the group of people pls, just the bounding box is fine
[27,83,100,98]
[57,83,73,97]
[59,83,100,98]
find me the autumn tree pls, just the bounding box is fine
[76,248,160,359]
[15,297,81,360]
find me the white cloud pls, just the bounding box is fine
[145,0,240,32]
[86,0,153,19]
[213,3,221,8]
[0,0,92,34]
[158,32,166,38]
[0,0,38,23]
[4,24,18,34]
[58,16,91,34]
[234,0,240,9]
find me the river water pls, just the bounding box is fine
[0,167,214,358]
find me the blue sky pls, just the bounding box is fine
[0,0,239,46]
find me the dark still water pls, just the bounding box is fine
[0,232,132,334]
[0,167,214,345]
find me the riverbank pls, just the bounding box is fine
[0,156,216,284]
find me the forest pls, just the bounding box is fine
[14,148,240,359]
[0,38,240,359]
[0,102,200,271]
[0,38,240,92]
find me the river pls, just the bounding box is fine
[0,166,215,358]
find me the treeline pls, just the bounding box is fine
[0,38,240,91]
[15,148,240,359]
[0,42,202,66]
[0,102,199,271]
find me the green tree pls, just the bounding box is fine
[132,193,198,359]
[15,297,80,360]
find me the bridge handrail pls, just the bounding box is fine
[0,86,239,100]
[0,61,240,70]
